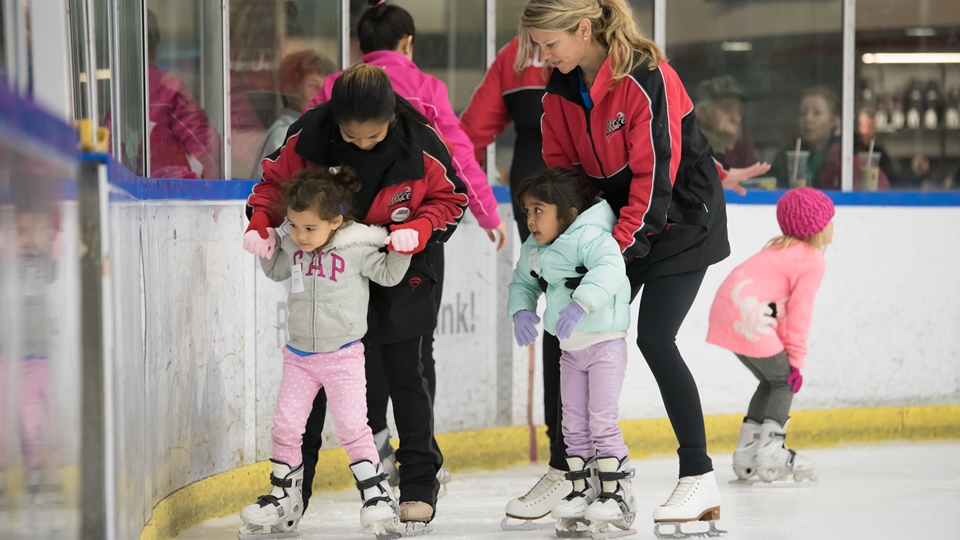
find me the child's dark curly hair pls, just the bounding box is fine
[275,166,363,222]
[514,167,595,231]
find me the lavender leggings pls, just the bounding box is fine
[559,338,629,460]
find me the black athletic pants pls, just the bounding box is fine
[628,266,713,478]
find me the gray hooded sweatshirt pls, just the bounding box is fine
[260,221,411,353]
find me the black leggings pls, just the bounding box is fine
[631,267,713,478]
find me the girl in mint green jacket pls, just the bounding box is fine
[507,168,636,535]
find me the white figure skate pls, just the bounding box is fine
[350,460,401,539]
[501,466,570,531]
[728,419,761,484]
[755,419,818,486]
[436,466,452,498]
[552,456,599,538]
[652,471,727,539]
[584,456,638,539]
[239,460,304,539]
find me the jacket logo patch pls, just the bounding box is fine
[605,112,626,137]
[409,276,422,292]
[391,207,411,222]
[389,186,412,206]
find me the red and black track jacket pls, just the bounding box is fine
[247,106,469,245]
[542,53,729,280]
[460,37,551,185]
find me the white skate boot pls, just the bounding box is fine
[501,466,570,531]
[652,471,726,539]
[436,466,452,498]
[552,456,599,538]
[731,419,761,482]
[755,419,818,485]
[238,460,304,539]
[350,460,401,538]
[373,429,401,488]
[584,456,637,538]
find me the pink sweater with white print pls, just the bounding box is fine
[706,242,826,369]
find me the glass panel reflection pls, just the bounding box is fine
[856,0,960,190]
[666,0,843,190]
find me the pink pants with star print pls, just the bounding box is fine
[271,342,378,467]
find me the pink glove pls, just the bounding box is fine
[243,228,276,258]
[513,310,540,347]
[387,218,432,254]
[555,301,587,340]
[384,228,420,253]
[787,367,803,393]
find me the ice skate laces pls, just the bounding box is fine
[663,476,697,507]
[522,469,562,501]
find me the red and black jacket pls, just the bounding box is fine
[542,52,729,281]
[460,37,551,185]
[247,106,469,246]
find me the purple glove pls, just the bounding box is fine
[555,302,587,340]
[787,367,803,393]
[513,310,540,347]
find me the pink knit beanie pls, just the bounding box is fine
[776,187,835,239]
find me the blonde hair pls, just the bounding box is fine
[515,0,662,81]
[765,229,831,254]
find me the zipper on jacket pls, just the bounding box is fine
[583,107,609,180]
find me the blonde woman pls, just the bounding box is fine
[518,0,729,537]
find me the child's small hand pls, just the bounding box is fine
[385,229,419,253]
[513,310,540,347]
[787,368,803,393]
[555,302,586,340]
[243,228,276,258]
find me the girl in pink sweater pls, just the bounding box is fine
[707,187,834,485]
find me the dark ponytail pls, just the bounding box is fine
[358,1,416,54]
[280,166,362,222]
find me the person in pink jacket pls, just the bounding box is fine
[300,0,503,498]
[707,187,834,486]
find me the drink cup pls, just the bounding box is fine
[787,150,810,189]
[858,151,881,191]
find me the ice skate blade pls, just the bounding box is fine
[238,529,299,540]
[653,521,726,539]
[728,477,817,488]
[591,527,637,539]
[392,522,433,537]
[556,527,592,538]
[501,516,557,531]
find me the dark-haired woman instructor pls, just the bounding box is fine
[244,63,468,528]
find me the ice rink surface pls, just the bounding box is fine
[177,441,960,540]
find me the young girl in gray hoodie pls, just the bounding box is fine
[239,166,411,539]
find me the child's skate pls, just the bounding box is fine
[500,466,569,531]
[350,460,401,538]
[755,419,818,486]
[584,456,637,538]
[238,460,304,539]
[728,418,761,484]
[552,456,599,538]
[652,471,727,539]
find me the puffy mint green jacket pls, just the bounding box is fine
[507,199,631,335]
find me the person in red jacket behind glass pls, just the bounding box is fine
[518,0,730,536]
[243,63,468,529]
[461,37,580,531]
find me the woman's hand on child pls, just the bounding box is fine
[513,310,540,347]
[787,367,803,393]
[555,302,587,340]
